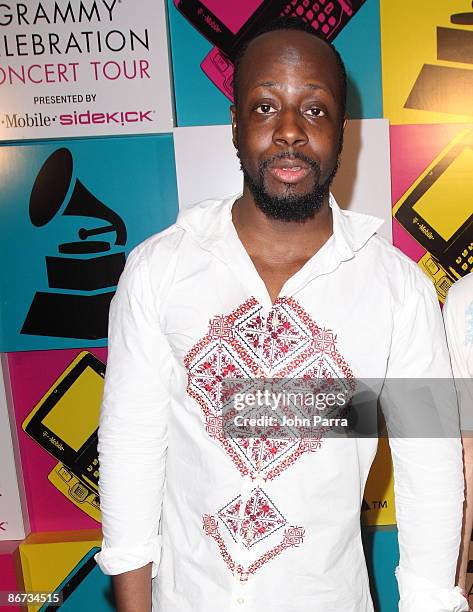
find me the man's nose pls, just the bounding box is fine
[273,108,308,148]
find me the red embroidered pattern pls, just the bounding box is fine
[218,487,286,548]
[232,301,311,372]
[203,513,305,582]
[185,296,355,480]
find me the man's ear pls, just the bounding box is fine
[230,105,238,150]
[337,114,348,156]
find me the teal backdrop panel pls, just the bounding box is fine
[0,135,178,351]
[38,548,114,612]
[167,0,382,126]
[363,527,400,611]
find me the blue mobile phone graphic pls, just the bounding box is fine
[39,547,114,611]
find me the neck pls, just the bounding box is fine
[232,185,333,264]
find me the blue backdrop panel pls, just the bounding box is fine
[363,527,400,612]
[0,135,178,351]
[167,0,382,126]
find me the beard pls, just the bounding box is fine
[240,151,339,223]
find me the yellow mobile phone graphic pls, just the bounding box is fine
[48,463,101,523]
[393,129,473,302]
[22,351,105,521]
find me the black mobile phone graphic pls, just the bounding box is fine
[393,129,473,300]
[174,0,365,59]
[38,547,113,611]
[22,351,104,494]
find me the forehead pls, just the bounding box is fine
[237,29,342,101]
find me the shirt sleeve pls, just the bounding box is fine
[380,270,468,612]
[94,244,174,578]
[443,283,473,433]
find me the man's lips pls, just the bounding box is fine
[267,164,312,184]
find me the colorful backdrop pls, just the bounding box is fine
[0,1,472,610]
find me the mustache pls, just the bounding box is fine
[259,151,320,172]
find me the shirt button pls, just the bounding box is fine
[237,597,245,604]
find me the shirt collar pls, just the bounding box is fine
[176,192,384,260]
[329,194,384,260]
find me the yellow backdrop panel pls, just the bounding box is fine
[381,0,473,124]
[363,437,396,527]
[19,530,101,611]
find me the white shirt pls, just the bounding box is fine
[443,273,473,432]
[95,195,468,612]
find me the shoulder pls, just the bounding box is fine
[126,223,185,268]
[110,225,182,305]
[117,224,185,304]
[365,233,438,304]
[129,194,235,263]
[445,273,473,309]
[443,274,473,335]
[334,201,436,303]
[119,194,235,294]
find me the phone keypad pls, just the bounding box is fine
[85,457,99,482]
[282,0,340,35]
[454,241,473,272]
[436,275,452,297]
[79,441,100,485]
[58,465,72,482]
[419,254,452,301]
[71,481,89,502]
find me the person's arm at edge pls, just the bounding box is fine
[443,285,473,592]
[94,243,173,612]
[381,267,468,611]
[457,436,473,591]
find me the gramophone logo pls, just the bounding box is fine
[21,148,127,340]
[405,2,473,116]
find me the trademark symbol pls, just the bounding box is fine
[371,500,388,509]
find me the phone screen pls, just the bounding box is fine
[42,366,103,451]
[202,0,264,34]
[412,147,473,241]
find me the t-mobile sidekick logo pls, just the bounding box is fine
[59,109,154,126]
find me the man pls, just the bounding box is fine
[443,273,473,598]
[95,18,468,612]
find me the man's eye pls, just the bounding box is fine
[306,107,325,117]
[255,104,275,114]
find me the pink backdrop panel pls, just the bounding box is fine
[0,540,23,611]
[7,348,107,533]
